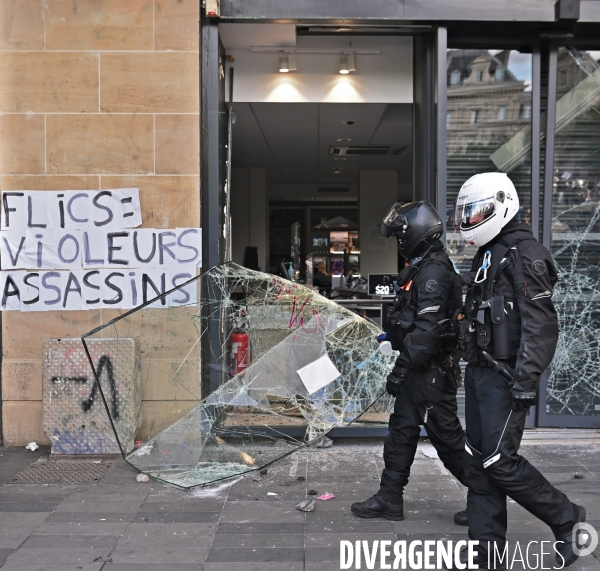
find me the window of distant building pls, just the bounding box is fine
[559,69,567,86]
[475,69,483,82]
[521,104,532,119]
[496,68,504,80]
[451,70,461,85]
[470,110,479,124]
[447,112,452,127]
[498,107,507,121]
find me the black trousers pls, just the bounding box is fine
[379,367,466,504]
[464,364,578,551]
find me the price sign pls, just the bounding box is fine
[368,274,396,297]
[375,284,393,296]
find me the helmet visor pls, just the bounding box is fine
[381,203,408,235]
[454,196,495,229]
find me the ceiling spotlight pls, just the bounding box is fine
[339,54,356,75]
[337,138,351,142]
[343,120,357,125]
[333,168,344,174]
[278,53,296,73]
[279,55,290,73]
[339,56,349,74]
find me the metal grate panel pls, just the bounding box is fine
[43,338,140,455]
[9,461,114,485]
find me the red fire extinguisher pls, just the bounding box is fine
[229,326,250,376]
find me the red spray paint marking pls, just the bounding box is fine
[293,310,324,339]
[273,278,299,300]
[289,295,311,328]
[270,279,324,336]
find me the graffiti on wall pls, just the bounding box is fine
[43,338,140,454]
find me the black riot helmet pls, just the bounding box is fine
[380,200,444,257]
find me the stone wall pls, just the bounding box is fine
[0,0,200,445]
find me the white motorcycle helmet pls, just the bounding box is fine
[455,172,520,247]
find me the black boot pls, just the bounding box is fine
[555,505,587,568]
[453,509,468,526]
[351,493,404,521]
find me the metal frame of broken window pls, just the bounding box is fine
[536,41,600,428]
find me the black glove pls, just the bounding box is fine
[511,389,536,412]
[386,370,408,397]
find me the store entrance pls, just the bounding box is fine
[215,24,432,435]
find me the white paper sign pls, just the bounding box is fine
[0,270,26,310]
[1,228,202,271]
[95,188,142,229]
[0,268,200,312]
[297,354,342,395]
[0,189,201,311]
[39,271,85,310]
[176,228,202,267]
[46,191,91,230]
[1,189,142,231]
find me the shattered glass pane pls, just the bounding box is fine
[550,203,600,415]
[548,47,600,416]
[82,263,395,488]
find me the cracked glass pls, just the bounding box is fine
[81,263,395,488]
[547,47,600,417]
[444,47,600,418]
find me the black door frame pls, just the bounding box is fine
[200,14,228,398]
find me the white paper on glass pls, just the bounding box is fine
[297,354,341,395]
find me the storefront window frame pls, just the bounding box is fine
[536,40,600,428]
[441,38,600,428]
[440,38,600,428]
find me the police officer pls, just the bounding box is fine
[455,173,585,569]
[351,201,468,523]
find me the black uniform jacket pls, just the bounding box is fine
[466,224,559,393]
[393,240,460,374]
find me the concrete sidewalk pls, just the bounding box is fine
[1,439,600,571]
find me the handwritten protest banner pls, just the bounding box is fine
[2,188,142,231]
[0,189,201,311]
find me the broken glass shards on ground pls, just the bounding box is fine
[81,263,395,489]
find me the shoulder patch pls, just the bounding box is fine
[425,279,438,292]
[532,260,546,275]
